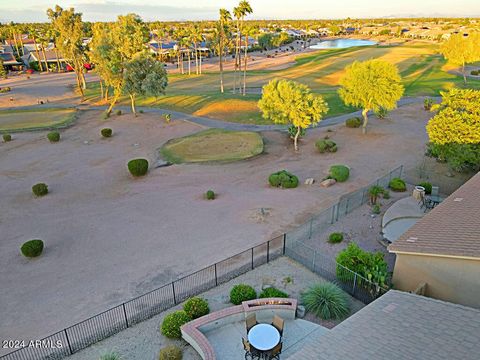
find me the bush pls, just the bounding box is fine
[471,70,479,76]
[424,98,433,111]
[259,287,289,298]
[382,189,390,199]
[368,185,384,205]
[345,117,362,128]
[372,204,381,214]
[0,86,11,93]
[127,159,149,177]
[329,165,350,182]
[99,353,121,360]
[389,177,406,192]
[328,232,344,244]
[116,109,122,116]
[32,183,48,197]
[161,311,191,339]
[301,283,350,320]
[417,182,432,195]
[230,284,257,305]
[427,142,480,173]
[287,125,306,140]
[47,131,60,143]
[3,133,12,142]
[375,107,388,119]
[159,345,182,360]
[164,114,172,123]
[268,170,299,189]
[315,139,337,153]
[20,239,44,258]
[101,128,113,138]
[183,297,209,319]
[205,190,215,200]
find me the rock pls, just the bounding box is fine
[133,143,139,147]
[320,178,336,187]
[83,141,89,145]
[304,178,315,185]
[155,160,170,168]
[296,305,306,318]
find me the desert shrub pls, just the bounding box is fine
[424,98,433,110]
[259,287,289,298]
[127,159,149,177]
[336,243,389,287]
[301,283,350,320]
[161,311,191,339]
[471,70,479,76]
[230,284,257,305]
[427,142,480,173]
[116,109,122,116]
[328,232,344,244]
[287,125,306,139]
[20,239,44,258]
[345,117,362,128]
[159,345,182,360]
[32,183,48,197]
[205,190,215,200]
[389,177,406,192]
[368,185,384,205]
[99,353,121,360]
[268,170,299,189]
[101,128,113,138]
[329,165,350,182]
[417,181,432,195]
[382,189,390,199]
[372,204,381,214]
[47,131,60,143]
[139,110,144,114]
[375,107,388,119]
[315,139,337,153]
[0,86,11,93]
[3,134,12,142]
[183,297,209,319]
[164,113,172,123]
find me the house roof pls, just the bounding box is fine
[0,52,21,65]
[389,172,480,258]
[28,50,65,62]
[287,290,480,360]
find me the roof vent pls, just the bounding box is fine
[383,303,398,313]
[454,198,464,202]
[406,237,417,243]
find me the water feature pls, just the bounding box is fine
[310,39,377,50]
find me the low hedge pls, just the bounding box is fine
[417,182,432,195]
[316,139,337,153]
[329,165,350,182]
[389,177,406,192]
[3,134,12,142]
[259,287,289,298]
[47,131,60,143]
[32,183,48,197]
[101,128,113,138]
[183,297,209,319]
[268,170,299,189]
[21,239,44,258]
[345,117,362,128]
[230,284,257,305]
[161,311,191,339]
[328,232,344,244]
[127,159,149,177]
[159,345,183,360]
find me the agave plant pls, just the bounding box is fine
[301,282,350,320]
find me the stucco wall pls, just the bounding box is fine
[392,253,480,309]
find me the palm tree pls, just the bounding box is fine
[190,25,203,75]
[233,6,242,94]
[239,1,253,96]
[28,26,44,72]
[47,28,61,72]
[218,9,232,93]
[38,30,50,72]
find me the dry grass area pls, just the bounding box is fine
[160,129,264,164]
[0,108,76,132]
[193,98,259,119]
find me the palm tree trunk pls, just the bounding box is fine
[462,63,467,85]
[243,35,248,96]
[54,47,61,72]
[188,50,191,75]
[107,92,119,116]
[105,87,109,102]
[32,36,44,72]
[130,93,136,115]
[199,50,202,74]
[99,80,104,100]
[41,46,49,72]
[362,108,369,134]
[12,30,20,56]
[219,38,224,93]
[195,44,199,75]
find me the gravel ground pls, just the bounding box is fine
[68,257,364,360]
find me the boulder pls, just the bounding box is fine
[321,178,336,187]
[304,178,315,185]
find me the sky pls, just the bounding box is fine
[0,0,479,23]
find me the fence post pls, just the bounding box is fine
[308,218,313,239]
[267,241,270,263]
[214,263,218,286]
[282,233,286,255]
[336,201,340,221]
[251,248,254,269]
[331,205,335,224]
[352,273,357,295]
[122,303,129,328]
[361,189,366,205]
[399,165,404,179]
[312,251,316,272]
[64,329,73,355]
[345,198,350,214]
[172,282,177,305]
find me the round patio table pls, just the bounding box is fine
[248,324,280,351]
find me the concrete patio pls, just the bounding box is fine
[382,196,425,242]
[204,319,329,359]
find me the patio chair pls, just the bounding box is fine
[272,315,285,336]
[268,342,283,360]
[421,196,435,212]
[431,186,439,197]
[242,337,260,360]
[246,313,258,333]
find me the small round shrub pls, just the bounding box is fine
[183,297,209,319]
[268,170,299,189]
[315,139,337,153]
[101,128,113,138]
[99,353,121,360]
[417,182,432,195]
[159,345,182,360]
[116,109,122,116]
[301,282,350,320]
[127,158,149,177]
[328,232,344,244]
[161,311,191,339]
[329,165,350,182]
[382,189,390,199]
[47,131,60,143]
[205,190,215,200]
[345,117,362,128]
[368,185,384,205]
[230,284,257,305]
[389,177,406,192]
[259,287,289,298]
[3,134,12,142]
[372,204,381,214]
[32,183,48,197]
[471,70,479,76]
[21,239,44,258]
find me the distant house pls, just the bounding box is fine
[22,50,66,70]
[0,52,23,70]
[285,29,303,39]
[388,172,480,309]
[345,27,356,34]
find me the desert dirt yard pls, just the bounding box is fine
[0,103,430,355]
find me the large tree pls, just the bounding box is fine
[426,88,480,172]
[218,8,231,93]
[123,55,168,115]
[338,59,404,134]
[440,33,480,84]
[240,1,253,96]
[258,79,329,151]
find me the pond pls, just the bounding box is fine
[310,39,377,49]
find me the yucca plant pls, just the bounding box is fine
[301,282,350,320]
